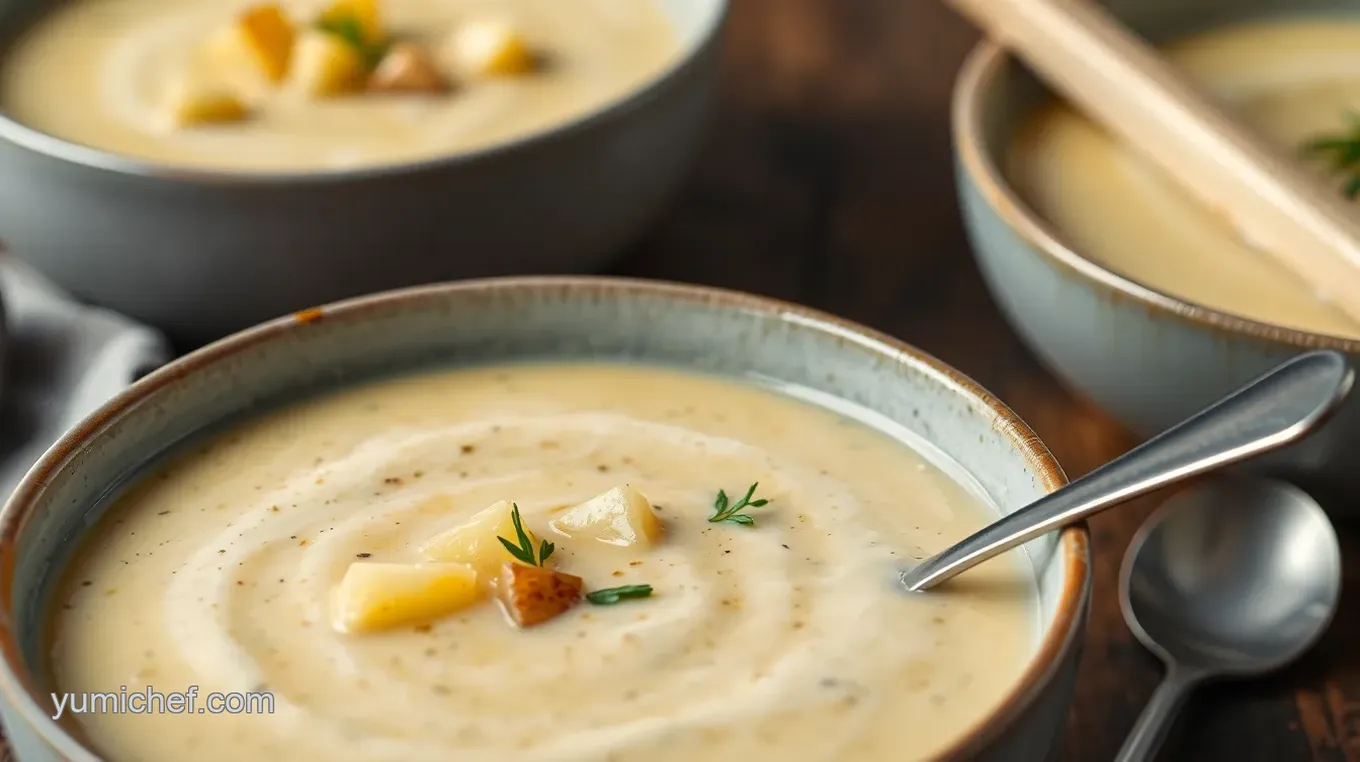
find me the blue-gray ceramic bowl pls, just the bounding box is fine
[954,0,1360,504]
[0,277,1088,761]
[0,0,726,344]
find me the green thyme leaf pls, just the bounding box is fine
[511,503,531,551]
[314,15,388,69]
[1344,174,1360,199]
[585,584,654,605]
[497,536,535,566]
[708,482,771,526]
[316,15,364,48]
[496,503,552,567]
[1300,115,1360,200]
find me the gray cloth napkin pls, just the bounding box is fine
[0,254,172,496]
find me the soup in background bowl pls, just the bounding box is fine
[0,277,1088,761]
[953,0,1360,505]
[2,0,682,172]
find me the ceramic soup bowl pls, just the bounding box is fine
[0,0,726,344]
[0,277,1088,760]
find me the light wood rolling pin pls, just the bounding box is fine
[949,0,1360,323]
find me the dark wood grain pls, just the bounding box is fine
[608,1,1360,760]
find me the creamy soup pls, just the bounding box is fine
[1009,19,1360,339]
[49,363,1037,762]
[0,0,679,171]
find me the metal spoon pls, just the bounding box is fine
[898,349,1352,592]
[1114,476,1341,761]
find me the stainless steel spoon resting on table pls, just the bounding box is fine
[1113,476,1341,762]
[898,349,1353,592]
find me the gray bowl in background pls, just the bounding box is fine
[952,0,1360,506]
[0,0,726,344]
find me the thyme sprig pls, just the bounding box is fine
[708,482,770,527]
[497,503,555,567]
[1300,113,1360,199]
[315,14,389,69]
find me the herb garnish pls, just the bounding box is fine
[708,482,770,526]
[1301,113,1360,199]
[586,584,654,605]
[315,15,389,69]
[497,503,555,567]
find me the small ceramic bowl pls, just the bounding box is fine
[953,0,1360,504]
[0,277,1088,761]
[0,0,726,344]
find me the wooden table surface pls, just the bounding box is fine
[4,1,1357,761]
[608,1,1360,760]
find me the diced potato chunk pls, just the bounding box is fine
[331,561,479,633]
[290,30,366,97]
[549,485,663,548]
[318,0,384,46]
[164,83,250,128]
[369,43,448,94]
[197,27,266,98]
[419,500,545,574]
[495,562,583,628]
[238,5,296,82]
[447,19,535,77]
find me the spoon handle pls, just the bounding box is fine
[1114,667,1200,762]
[900,350,1352,591]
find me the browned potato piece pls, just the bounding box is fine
[369,43,449,94]
[495,562,582,628]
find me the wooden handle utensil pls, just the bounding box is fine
[950,0,1360,322]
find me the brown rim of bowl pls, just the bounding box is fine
[0,1,728,186]
[0,275,1090,762]
[954,41,1360,355]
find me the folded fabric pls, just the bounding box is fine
[0,253,173,497]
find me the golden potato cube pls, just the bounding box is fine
[290,30,366,97]
[201,27,250,70]
[164,84,249,128]
[318,0,384,46]
[448,19,535,77]
[495,562,583,628]
[369,43,448,94]
[237,5,296,82]
[549,485,663,548]
[331,561,479,633]
[419,500,547,573]
[196,27,265,98]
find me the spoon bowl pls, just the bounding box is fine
[1121,477,1341,676]
[1112,476,1341,761]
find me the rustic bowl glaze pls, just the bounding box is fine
[953,0,1360,505]
[0,277,1087,761]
